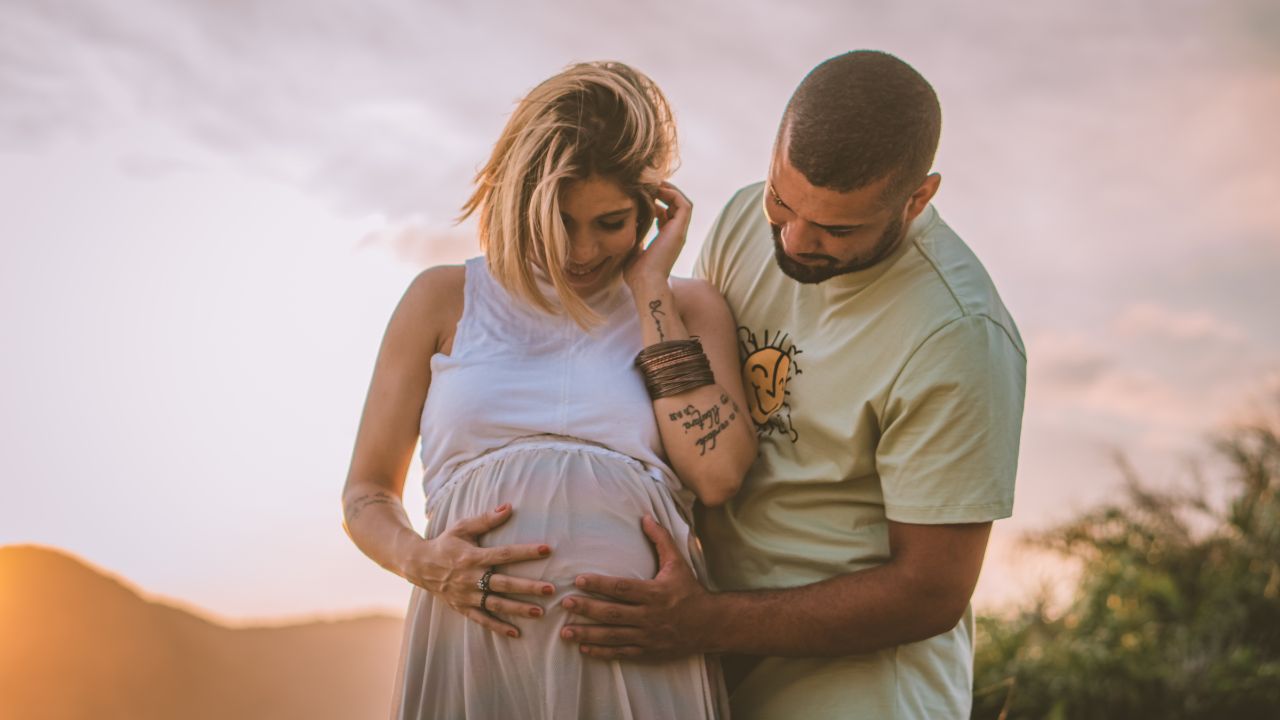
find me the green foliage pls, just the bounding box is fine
[974,412,1280,719]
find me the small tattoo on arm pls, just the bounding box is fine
[667,393,740,455]
[648,299,666,342]
[345,491,398,522]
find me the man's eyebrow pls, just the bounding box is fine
[815,220,862,232]
[769,183,864,231]
[767,183,792,211]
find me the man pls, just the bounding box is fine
[560,50,1026,718]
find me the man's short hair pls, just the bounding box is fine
[781,50,941,203]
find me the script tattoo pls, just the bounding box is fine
[648,299,666,341]
[345,490,397,522]
[667,393,740,455]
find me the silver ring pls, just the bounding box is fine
[476,567,496,593]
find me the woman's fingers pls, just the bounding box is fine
[475,542,552,568]
[655,182,692,214]
[479,591,546,620]
[654,183,692,229]
[462,606,522,638]
[652,196,670,228]
[487,572,556,598]
[443,505,553,571]
[447,503,515,538]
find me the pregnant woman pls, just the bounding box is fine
[341,61,756,719]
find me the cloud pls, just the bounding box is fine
[1112,303,1248,344]
[1030,331,1112,390]
[1030,332,1194,429]
[356,215,478,268]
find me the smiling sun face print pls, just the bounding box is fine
[738,327,802,442]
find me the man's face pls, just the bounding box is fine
[764,142,916,285]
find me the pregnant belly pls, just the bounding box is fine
[426,440,691,588]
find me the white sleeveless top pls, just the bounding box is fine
[417,257,686,507]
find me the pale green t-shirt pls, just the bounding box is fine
[694,182,1026,720]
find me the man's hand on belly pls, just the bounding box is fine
[559,514,718,660]
[559,518,995,659]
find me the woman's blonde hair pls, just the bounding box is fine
[460,61,677,328]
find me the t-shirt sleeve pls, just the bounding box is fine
[693,182,759,287]
[693,201,727,285]
[876,314,1027,524]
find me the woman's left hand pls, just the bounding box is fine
[623,182,692,294]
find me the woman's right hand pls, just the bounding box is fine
[400,503,555,637]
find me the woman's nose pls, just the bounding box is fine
[567,232,598,264]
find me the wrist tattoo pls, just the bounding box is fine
[345,490,398,521]
[667,393,740,455]
[648,299,667,342]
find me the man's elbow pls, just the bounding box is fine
[906,588,973,642]
[922,602,970,639]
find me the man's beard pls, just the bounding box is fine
[770,212,905,284]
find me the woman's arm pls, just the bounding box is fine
[341,266,554,637]
[625,184,757,505]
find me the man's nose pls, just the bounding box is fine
[781,220,822,257]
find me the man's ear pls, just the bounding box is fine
[905,173,941,222]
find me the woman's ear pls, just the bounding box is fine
[633,193,656,242]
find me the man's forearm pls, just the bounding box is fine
[700,563,968,657]
[564,520,989,660]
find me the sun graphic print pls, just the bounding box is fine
[738,327,802,443]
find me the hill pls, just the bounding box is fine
[0,545,405,720]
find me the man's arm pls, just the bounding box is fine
[560,515,991,659]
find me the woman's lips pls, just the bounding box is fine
[566,258,608,280]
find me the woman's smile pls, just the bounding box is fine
[565,257,610,282]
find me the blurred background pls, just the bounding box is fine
[1,0,1277,717]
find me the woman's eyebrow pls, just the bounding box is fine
[560,206,634,222]
[596,206,634,219]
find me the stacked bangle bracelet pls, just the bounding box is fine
[635,338,715,399]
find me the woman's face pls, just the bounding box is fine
[556,174,642,297]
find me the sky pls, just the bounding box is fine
[2,0,1278,622]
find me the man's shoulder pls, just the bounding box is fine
[697,181,772,286]
[712,180,766,229]
[725,181,765,212]
[906,209,1024,356]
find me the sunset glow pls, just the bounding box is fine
[2,0,1277,624]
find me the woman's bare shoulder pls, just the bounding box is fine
[406,264,465,304]
[389,264,466,355]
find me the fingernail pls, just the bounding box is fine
[507,629,518,638]
[542,585,555,596]
[575,576,586,588]
[579,645,589,654]
[562,598,576,610]
[494,503,509,513]
[538,545,551,556]
[561,628,574,640]
[529,608,542,618]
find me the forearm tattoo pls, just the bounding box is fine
[345,490,398,522]
[648,299,666,341]
[667,393,741,455]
